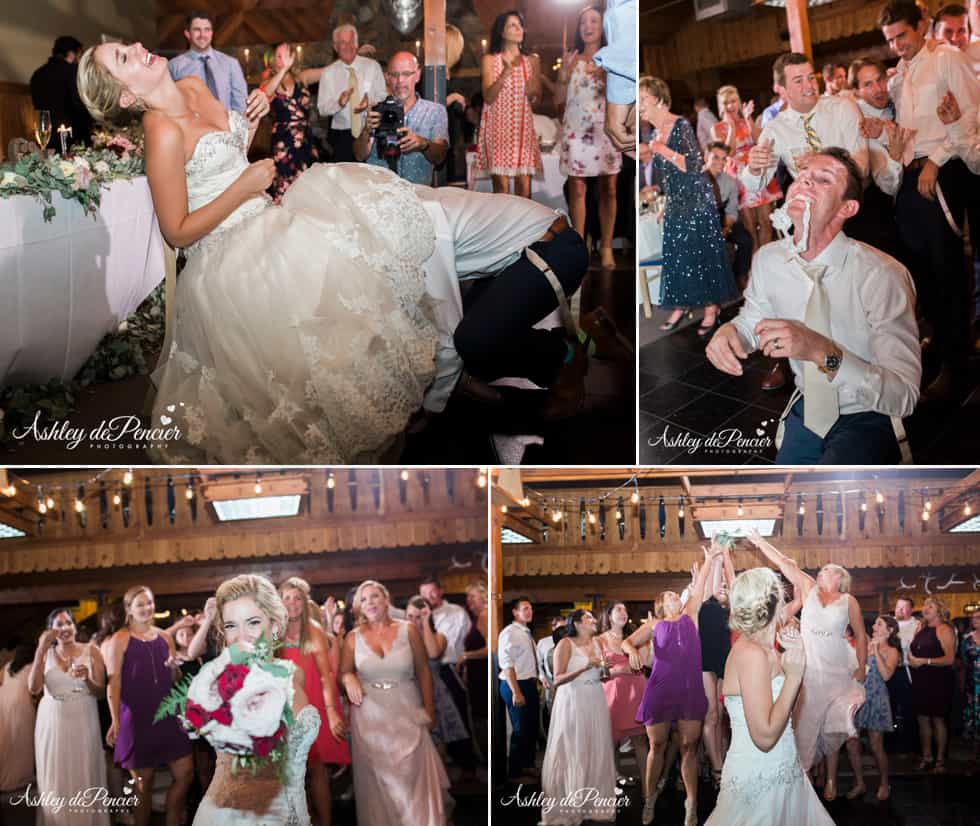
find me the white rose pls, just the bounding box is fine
[228,666,290,738]
[204,721,254,755]
[73,156,90,170]
[58,160,75,178]
[0,171,21,188]
[186,649,230,712]
[93,160,110,175]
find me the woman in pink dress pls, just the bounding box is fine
[556,5,622,268]
[711,85,782,252]
[597,601,649,786]
[477,11,543,198]
[748,531,867,802]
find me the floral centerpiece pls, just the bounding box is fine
[0,134,144,222]
[155,638,294,775]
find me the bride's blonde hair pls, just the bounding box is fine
[215,574,287,644]
[729,567,784,636]
[77,45,145,123]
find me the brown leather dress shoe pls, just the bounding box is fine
[580,307,634,361]
[761,360,787,391]
[454,370,504,405]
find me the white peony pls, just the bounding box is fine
[203,721,255,755]
[228,666,290,738]
[0,171,22,188]
[186,648,230,712]
[58,160,75,178]
[93,160,110,175]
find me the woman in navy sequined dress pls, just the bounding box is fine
[639,77,735,333]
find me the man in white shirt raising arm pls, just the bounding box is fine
[707,148,921,464]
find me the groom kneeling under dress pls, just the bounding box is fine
[705,147,921,464]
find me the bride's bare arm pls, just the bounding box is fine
[735,642,803,752]
[143,111,274,249]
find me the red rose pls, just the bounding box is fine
[211,702,233,725]
[252,722,286,758]
[217,664,250,701]
[184,700,210,729]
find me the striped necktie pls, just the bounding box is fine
[802,112,822,152]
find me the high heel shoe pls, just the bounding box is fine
[876,784,891,801]
[822,779,837,802]
[697,314,720,337]
[659,311,686,331]
[641,792,658,825]
[684,797,697,826]
[845,784,866,800]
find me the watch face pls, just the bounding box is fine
[825,353,841,371]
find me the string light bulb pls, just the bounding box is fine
[588,512,596,524]
[113,493,121,506]
[254,477,263,495]
[631,491,640,505]
[500,505,508,513]
[965,503,972,516]
[400,470,409,481]
[185,485,194,500]
[798,503,806,515]
[875,490,884,504]
[737,498,744,517]
[38,500,47,514]
[46,496,55,509]
[678,505,685,519]
[327,474,335,490]
[477,471,487,488]
[74,498,85,513]
[552,509,562,522]
[921,509,929,522]
[123,470,133,486]
[860,501,868,512]
[615,509,623,520]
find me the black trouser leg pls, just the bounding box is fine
[728,221,753,280]
[454,228,589,386]
[328,128,355,163]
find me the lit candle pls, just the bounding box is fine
[481,38,487,53]
[296,44,303,65]
[415,39,421,57]
[57,123,72,156]
[243,47,250,69]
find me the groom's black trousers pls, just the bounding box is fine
[453,224,589,387]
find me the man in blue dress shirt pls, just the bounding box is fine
[168,10,247,113]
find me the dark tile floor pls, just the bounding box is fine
[638,305,980,465]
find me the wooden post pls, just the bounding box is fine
[423,0,446,68]
[491,496,503,653]
[785,0,813,59]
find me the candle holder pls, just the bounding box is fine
[57,124,73,157]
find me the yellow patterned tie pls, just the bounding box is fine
[802,113,822,152]
[347,66,363,138]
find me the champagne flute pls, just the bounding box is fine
[69,655,88,692]
[34,110,52,155]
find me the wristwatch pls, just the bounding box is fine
[818,343,843,375]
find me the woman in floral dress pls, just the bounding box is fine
[961,612,980,770]
[711,84,782,252]
[557,5,622,268]
[477,11,542,198]
[262,43,325,203]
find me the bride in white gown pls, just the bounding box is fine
[705,567,833,826]
[77,42,440,464]
[190,575,321,825]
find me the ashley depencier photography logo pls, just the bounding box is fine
[499,784,630,815]
[647,420,776,456]
[11,410,183,451]
[10,783,139,815]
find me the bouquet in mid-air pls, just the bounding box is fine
[155,637,294,773]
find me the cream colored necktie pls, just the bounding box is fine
[799,259,839,438]
[347,65,363,138]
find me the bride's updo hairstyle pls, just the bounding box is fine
[729,567,784,636]
[77,45,144,123]
[214,574,287,642]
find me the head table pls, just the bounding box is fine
[0,176,167,388]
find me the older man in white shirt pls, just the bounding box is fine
[708,148,921,464]
[317,24,386,162]
[880,0,980,402]
[498,597,540,783]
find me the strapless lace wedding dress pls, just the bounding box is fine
[705,676,833,825]
[192,704,321,825]
[149,110,438,463]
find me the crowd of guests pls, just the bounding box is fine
[0,574,487,825]
[641,0,980,465]
[497,536,980,825]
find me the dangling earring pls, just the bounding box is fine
[271,628,280,641]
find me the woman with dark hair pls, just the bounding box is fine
[29,607,110,826]
[845,615,901,800]
[638,75,735,334]
[556,4,621,267]
[909,596,957,773]
[597,601,649,784]
[104,586,192,826]
[961,611,980,772]
[624,546,720,826]
[541,609,617,824]
[699,543,735,788]
[477,10,543,197]
[261,43,327,202]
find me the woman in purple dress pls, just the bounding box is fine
[623,545,722,826]
[105,586,193,826]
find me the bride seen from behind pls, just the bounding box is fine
[191,574,321,825]
[77,43,440,464]
[705,566,833,826]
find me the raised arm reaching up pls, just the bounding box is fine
[746,529,815,602]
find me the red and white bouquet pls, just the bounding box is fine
[156,638,294,772]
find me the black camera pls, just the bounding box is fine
[372,95,405,170]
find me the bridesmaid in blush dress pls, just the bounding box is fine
[597,601,649,788]
[104,587,193,826]
[624,545,722,826]
[341,580,451,826]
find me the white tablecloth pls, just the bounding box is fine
[0,176,166,388]
[638,211,663,262]
[466,150,568,213]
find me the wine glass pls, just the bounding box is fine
[34,110,52,155]
[68,655,88,692]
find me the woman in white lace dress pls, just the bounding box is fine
[706,567,833,826]
[77,42,439,464]
[748,531,867,801]
[341,580,452,826]
[191,574,320,825]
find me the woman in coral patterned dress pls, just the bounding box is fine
[477,11,543,198]
[711,85,782,252]
[261,43,326,203]
[557,5,622,268]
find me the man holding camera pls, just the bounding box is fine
[354,51,449,185]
